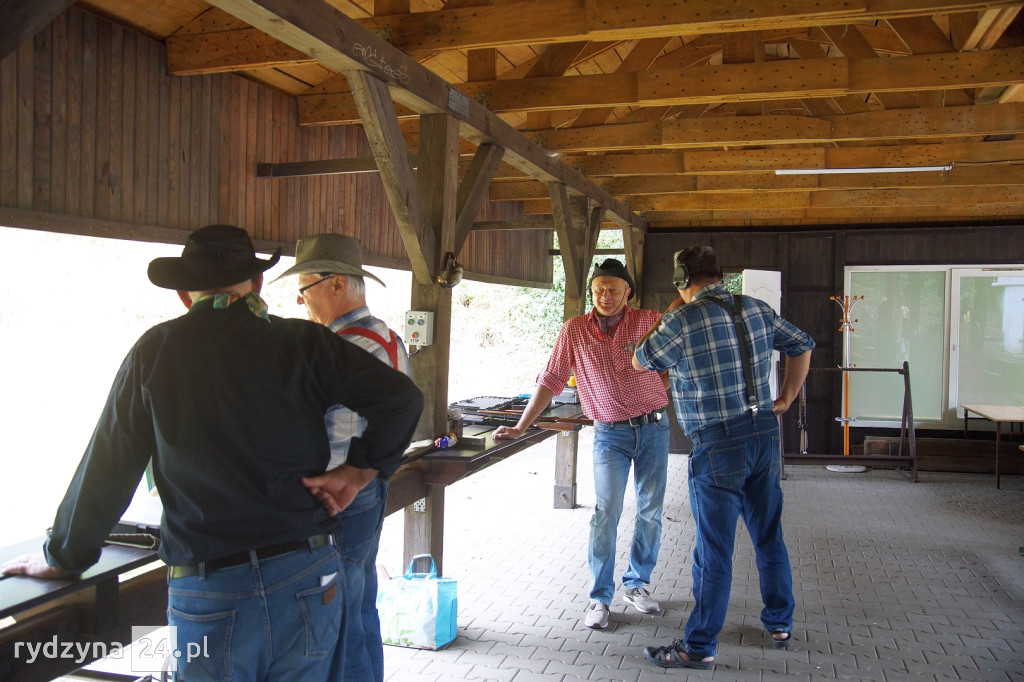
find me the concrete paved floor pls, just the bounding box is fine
[377,432,1024,682]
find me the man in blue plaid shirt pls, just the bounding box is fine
[632,246,814,670]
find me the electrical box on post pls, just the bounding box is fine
[404,311,435,346]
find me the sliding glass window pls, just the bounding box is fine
[846,269,947,424]
[951,270,1024,411]
[845,266,1024,429]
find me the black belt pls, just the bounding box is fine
[611,409,663,427]
[168,534,333,580]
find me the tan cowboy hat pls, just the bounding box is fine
[148,224,281,291]
[272,233,385,287]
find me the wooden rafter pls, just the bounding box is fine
[549,182,583,298]
[622,226,644,302]
[298,47,1024,123]
[559,140,1024,177]
[530,103,1024,153]
[490,165,1024,201]
[347,70,434,283]
[0,0,76,62]
[204,0,642,231]
[358,0,1024,54]
[418,112,460,276]
[454,143,504,254]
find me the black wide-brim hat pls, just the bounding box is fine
[148,224,282,291]
[590,258,635,300]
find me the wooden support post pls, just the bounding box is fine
[409,281,453,440]
[553,194,592,509]
[553,429,579,509]
[402,485,445,575]
[622,227,645,303]
[399,111,459,569]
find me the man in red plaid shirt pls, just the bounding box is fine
[495,259,670,629]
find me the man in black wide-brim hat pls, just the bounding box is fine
[494,258,672,631]
[2,224,423,681]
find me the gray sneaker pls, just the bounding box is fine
[624,587,660,614]
[584,602,610,629]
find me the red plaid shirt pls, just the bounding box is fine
[537,307,668,423]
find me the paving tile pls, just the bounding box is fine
[376,441,1024,682]
[384,671,442,682]
[509,672,568,682]
[495,653,548,674]
[420,659,478,678]
[466,666,518,681]
[713,669,763,681]
[544,660,595,678]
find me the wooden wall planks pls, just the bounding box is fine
[0,7,551,285]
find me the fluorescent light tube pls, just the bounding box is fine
[775,165,953,175]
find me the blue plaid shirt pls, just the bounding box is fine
[635,284,815,435]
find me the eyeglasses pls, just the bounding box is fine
[297,275,334,297]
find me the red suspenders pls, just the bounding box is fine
[336,327,401,370]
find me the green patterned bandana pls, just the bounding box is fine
[193,292,270,321]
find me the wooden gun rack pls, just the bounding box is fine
[781,361,919,482]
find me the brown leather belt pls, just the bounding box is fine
[168,533,333,580]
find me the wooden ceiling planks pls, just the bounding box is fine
[51,0,1024,230]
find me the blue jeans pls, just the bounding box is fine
[167,541,343,681]
[331,478,388,682]
[683,411,794,658]
[589,413,670,604]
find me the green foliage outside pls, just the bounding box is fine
[723,272,743,294]
[513,230,626,344]
[446,234,745,399]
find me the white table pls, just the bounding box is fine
[962,404,1024,489]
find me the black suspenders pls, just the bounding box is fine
[704,295,760,414]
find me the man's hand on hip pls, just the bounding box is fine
[302,464,379,516]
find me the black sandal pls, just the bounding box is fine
[770,629,793,649]
[643,641,715,669]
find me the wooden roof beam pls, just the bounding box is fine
[358,0,1024,55]
[489,165,1024,200]
[627,186,1024,211]
[962,6,1023,50]
[821,24,919,110]
[256,139,1024,182]
[886,16,975,107]
[558,140,1024,176]
[205,0,642,230]
[167,27,317,75]
[1,0,76,62]
[453,143,504,254]
[531,103,1024,153]
[299,47,1024,123]
[645,203,1024,225]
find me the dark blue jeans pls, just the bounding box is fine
[331,478,389,682]
[683,411,794,658]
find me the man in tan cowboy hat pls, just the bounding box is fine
[276,232,409,682]
[2,224,423,682]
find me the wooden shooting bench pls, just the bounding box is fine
[384,402,586,576]
[0,401,585,678]
[0,535,165,682]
